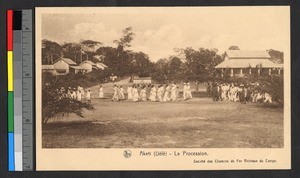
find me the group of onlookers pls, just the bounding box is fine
[207,81,273,104]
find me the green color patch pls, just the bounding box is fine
[8,92,14,132]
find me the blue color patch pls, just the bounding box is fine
[8,132,15,171]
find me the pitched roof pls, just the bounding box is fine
[42,65,54,70]
[133,77,151,80]
[215,59,283,69]
[96,62,108,68]
[54,58,77,65]
[80,60,96,66]
[70,66,85,70]
[225,50,270,59]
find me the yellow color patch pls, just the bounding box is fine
[7,51,13,91]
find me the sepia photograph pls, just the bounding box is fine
[35,7,290,170]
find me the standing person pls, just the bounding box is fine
[157,85,163,102]
[264,92,272,103]
[98,85,104,99]
[212,82,219,101]
[86,89,91,103]
[119,85,125,100]
[127,85,133,100]
[140,86,147,101]
[163,84,170,102]
[206,82,211,97]
[132,85,139,102]
[170,83,177,101]
[111,85,119,101]
[76,89,82,101]
[71,89,77,100]
[150,85,157,101]
[183,83,187,100]
[187,83,193,99]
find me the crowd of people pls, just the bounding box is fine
[111,83,193,102]
[207,81,273,104]
[54,81,274,105]
[56,86,92,103]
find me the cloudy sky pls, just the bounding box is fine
[41,7,290,62]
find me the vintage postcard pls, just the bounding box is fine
[35,6,290,170]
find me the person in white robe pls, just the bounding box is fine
[157,85,163,102]
[98,85,104,99]
[186,83,192,99]
[119,86,125,100]
[132,85,139,102]
[264,92,272,103]
[140,87,147,101]
[163,84,170,102]
[127,86,133,100]
[71,90,77,100]
[170,84,177,101]
[86,89,91,103]
[150,85,157,101]
[111,85,119,101]
[183,83,187,100]
[76,90,82,101]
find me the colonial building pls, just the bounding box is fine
[95,62,108,70]
[42,65,56,75]
[132,77,152,84]
[79,60,97,73]
[53,58,78,75]
[215,50,283,77]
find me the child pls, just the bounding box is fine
[98,85,104,99]
[86,89,91,103]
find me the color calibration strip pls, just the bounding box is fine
[7,9,34,171]
[7,9,15,171]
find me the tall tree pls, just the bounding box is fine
[267,49,284,64]
[42,39,64,65]
[228,45,240,50]
[113,27,135,51]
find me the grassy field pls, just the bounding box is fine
[42,97,284,148]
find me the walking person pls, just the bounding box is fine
[98,85,104,99]
[111,85,119,101]
[119,85,125,100]
[170,83,177,101]
[163,84,170,102]
[127,85,133,100]
[86,89,91,103]
[132,85,139,102]
[186,83,192,99]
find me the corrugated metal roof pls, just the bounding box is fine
[70,66,85,70]
[215,59,283,68]
[96,62,108,68]
[225,50,270,59]
[42,65,54,70]
[80,60,96,66]
[133,77,151,80]
[61,58,77,65]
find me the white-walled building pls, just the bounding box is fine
[95,62,108,70]
[79,60,97,73]
[215,50,283,77]
[133,77,152,84]
[53,58,77,75]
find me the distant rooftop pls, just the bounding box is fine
[225,50,271,59]
[54,58,77,65]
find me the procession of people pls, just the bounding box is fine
[55,80,274,105]
[110,83,193,102]
[207,81,274,104]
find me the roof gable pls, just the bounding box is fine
[96,62,108,68]
[80,60,96,66]
[54,58,77,65]
[225,50,270,59]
